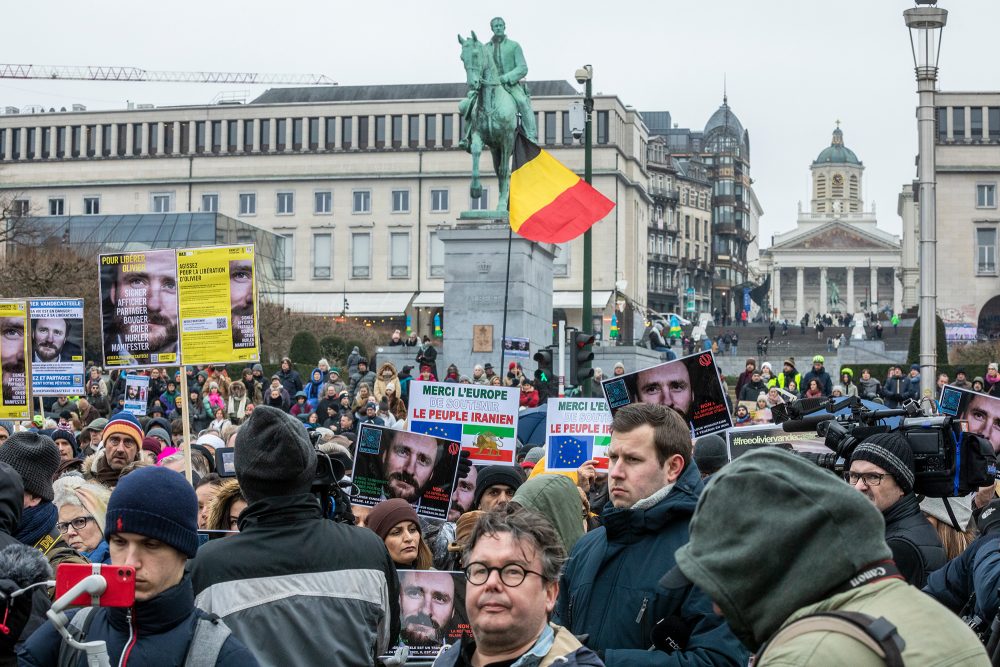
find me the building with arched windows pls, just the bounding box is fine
[760,126,903,322]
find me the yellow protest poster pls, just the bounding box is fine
[177,245,259,365]
[0,301,31,419]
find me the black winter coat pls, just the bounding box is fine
[884,493,946,589]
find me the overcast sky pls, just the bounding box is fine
[1,0,992,244]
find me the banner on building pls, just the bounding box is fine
[123,373,150,417]
[98,250,180,368]
[545,397,612,472]
[601,351,732,437]
[29,298,85,396]
[177,245,259,366]
[0,301,30,419]
[408,381,520,465]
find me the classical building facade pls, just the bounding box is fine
[900,91,1000,340]
[760,126,903,322]
[644,99,762,321]
[0,82,651,338]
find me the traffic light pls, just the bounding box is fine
[533,346,558,397]
[569,331,595,387]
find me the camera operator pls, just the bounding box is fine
[847,432,945,587]
[189,406,399,666]
[925,498,1000,633]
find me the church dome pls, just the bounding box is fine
[704,97,744,139]
[814,126,861,166]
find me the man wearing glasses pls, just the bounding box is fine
[433,506,602,666]
[847,431,945,587]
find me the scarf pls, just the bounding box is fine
[16,502,57,547]
[83,540,111,564]
[92,454,123,488]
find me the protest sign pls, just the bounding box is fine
[177,245,259,366]
[408,380,520,465]
[99,249,180,368]
[0,301,30,419]
[545,397,612,472]
[384,570,471,660]
[940,385,1000,453]
[601,351,732,436]
[28,298,84,396]
[725,424,827,461]
[351,424,462,521]
[123,374,150,416]
[503,336,530,358]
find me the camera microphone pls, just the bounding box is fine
[781,413,835,432]
[651,615,691,653]
[0,544,51,590]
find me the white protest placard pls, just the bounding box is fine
[123,374,150,416]
[545,397,613,472]
[408,380,520,465]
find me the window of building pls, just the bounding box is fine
[227,121,237,152]
[179,123,190,153]
[358,116,369,149]
[431,188,449,212]
[259,119,270,151]
[243,120,254,152]
[276,119,287,151]
[211,121,222,153]
[324,117,336,149]
[353,190,371,214]
[352,232,371,278]
[694,219,700,241]
[48,198,65,216]
[313,233,332,279]
[391,115,403,148]
[201,194,219,213]
[562,111,573,144]
[597,110,609,144]
[56,127,66,157]
[277,191,295,215]
[11,199,28,217]
[86,125,97,157]
[545,112,556,144]
[425,115,437,148]
[195,121,206,154]
[936,107,948,142]
[953,107,966,139]
[408,115,419,148]
[150,192,173,213]
[275,233,294,279]
[685,215,690,236]
[83,196,100,215]
[292,118,303,150]
[429,231,444,277]
[390,232,410,278]
[553,243,569,277]
[375,116,386,148]
[442,115,453,148]
[25,128,36,159]
[392,189,410,213]
[977,183,997,209]
[148,123,158,156]
[990,108,1000,141]
[314,191,332,215]
[239,192,257,216]
[972,107,984,140]
[342,116,354,150]
[470,187,489,211]
[977,228,997,275]
[100,127,110,157]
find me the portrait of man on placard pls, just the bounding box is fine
[31,317,81,363]
[100,250,179,366]
[229,258,255,349]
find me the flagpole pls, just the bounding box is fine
[499,225,513,381]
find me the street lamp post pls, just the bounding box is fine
[904,0,947,400]
[575,64,594,396]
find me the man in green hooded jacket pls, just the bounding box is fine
[664,448,988,665]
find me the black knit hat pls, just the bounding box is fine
[694,434,728,476]
[0,432,60,502]
[474,465,524,508]
[235,405,317,503]
[106,466,199,558]
[851,431,915,494]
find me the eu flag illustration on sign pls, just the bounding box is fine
[549,436,592,470]
[409,421,462,443]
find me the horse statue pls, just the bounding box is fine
[457,31,519,214]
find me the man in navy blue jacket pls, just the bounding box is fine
[20,466,256,666]
[555,403,747,666]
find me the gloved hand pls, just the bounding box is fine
[456,449,473,480]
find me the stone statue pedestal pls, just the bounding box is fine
[438,222,553,375]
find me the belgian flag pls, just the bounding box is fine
[509,130,614,243]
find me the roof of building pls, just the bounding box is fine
[814,126,862,166]
[703,96,745,139]
[251,80,578,104]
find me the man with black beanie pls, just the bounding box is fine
[473,465,524,512]
[189,405,399,666]
[847,431,945,587]
[692,434,728,480]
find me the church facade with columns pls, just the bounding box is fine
[759,126,905,322]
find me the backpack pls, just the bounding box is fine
[758,610,905,667]
[56,607,231,667]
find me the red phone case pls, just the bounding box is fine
[55,563,136,607]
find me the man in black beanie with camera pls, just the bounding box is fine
[189,405,399,666]
[847,431,945,587]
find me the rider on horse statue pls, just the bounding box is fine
[460,16,536,151]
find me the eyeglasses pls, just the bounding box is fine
[844,472,887,487]
[56,516,96,534]
[464,562,545,587]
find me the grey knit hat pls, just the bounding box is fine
[0,432,61,501]
[235,405,317,503]
[851,431,915,494]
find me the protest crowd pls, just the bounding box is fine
[3,329,1000,666]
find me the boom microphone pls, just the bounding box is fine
[0,544,51,589]
[781,413,835,432]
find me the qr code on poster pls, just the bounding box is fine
[217,317,228,329]
[938,386,962,416]
[604,378,631,409]
[358,427,383,455]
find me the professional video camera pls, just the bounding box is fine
[780,396,997,498]
[308,430,356,524]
